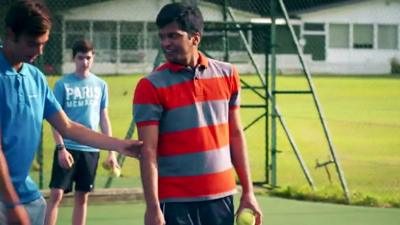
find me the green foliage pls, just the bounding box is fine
[271,186,400,208]
[270,186,348,205]
[351,192,380,207]
[390,58,400,74]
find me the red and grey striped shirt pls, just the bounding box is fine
[133,53,240,202]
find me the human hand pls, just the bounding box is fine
[144,206,165,225]
[117,140,143,159]
[6,205,31,225]
[104,153,120,169]
[237,192,263,225]
[58,149,74,169]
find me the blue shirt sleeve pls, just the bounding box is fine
[43,77,62,119]
[53,80,65,108]
[100,82,109,110]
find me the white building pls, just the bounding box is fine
[285,0,400,74]
[58,0,400,75]
[60,0,261,74]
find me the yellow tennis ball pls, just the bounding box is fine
[236,208,255,225]
[110,167,121,178]
[102,161,111,170]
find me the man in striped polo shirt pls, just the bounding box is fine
[133,2,262,225]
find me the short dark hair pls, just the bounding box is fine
[5,0,51,38]
[156,3,204,36]
[72,39,94,58]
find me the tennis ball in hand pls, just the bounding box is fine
[66,159,74,169]
[102,161,111,170]
[109,167,121,178]
[236,208,255,225]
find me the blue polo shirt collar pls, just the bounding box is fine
[18,64,30,77]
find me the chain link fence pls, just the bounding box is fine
[2,0,399,205]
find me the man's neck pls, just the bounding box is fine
[187,50,200,68]
[0,46,23,71]
[74,70,90,78]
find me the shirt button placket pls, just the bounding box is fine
[194,68,203,96]
[17,75,25,112]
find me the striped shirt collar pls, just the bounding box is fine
[156,52,208,73]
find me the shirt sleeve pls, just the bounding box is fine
[43,76,62,119]
[229,65,241,110]
[100,81,109,110]
[132,78,163,127]
[53,80,65,108]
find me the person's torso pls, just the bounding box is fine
[135,57,239,202]
[0,51,61,203]
[54,73,108,152]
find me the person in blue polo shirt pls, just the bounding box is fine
[0,1,142,225]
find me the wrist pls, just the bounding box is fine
[146,200,161,210]
[146,204,161,212]
[55,144,66,151]
[241,188,255,198]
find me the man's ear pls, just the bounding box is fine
[192,32,201,47]
[5,28,17,42]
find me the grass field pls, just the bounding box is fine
[55,196,400,225]
[33,74,400,207]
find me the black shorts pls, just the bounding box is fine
[161,196,234,225]
[49,148,99,193]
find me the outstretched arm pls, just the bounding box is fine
[229,109,263,225]
[47,110,142,158]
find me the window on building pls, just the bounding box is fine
[329,24,349,48]
[120,22,146,63]
[147,23,160,50]
[201,33,224,51]
[65,21,90,49]
[353,24,373,49]
[304,23,324,31]
[378,25,398,49]
[65,21,90,61]
[201,31,246,51]
[120,22,142,50]
[92,22,116,50]
[92,22,117,63]
[200,30,248,62]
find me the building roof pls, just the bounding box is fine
[62,0,261,22]
[293,0,400,23]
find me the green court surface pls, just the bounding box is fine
[55,196,400,225]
